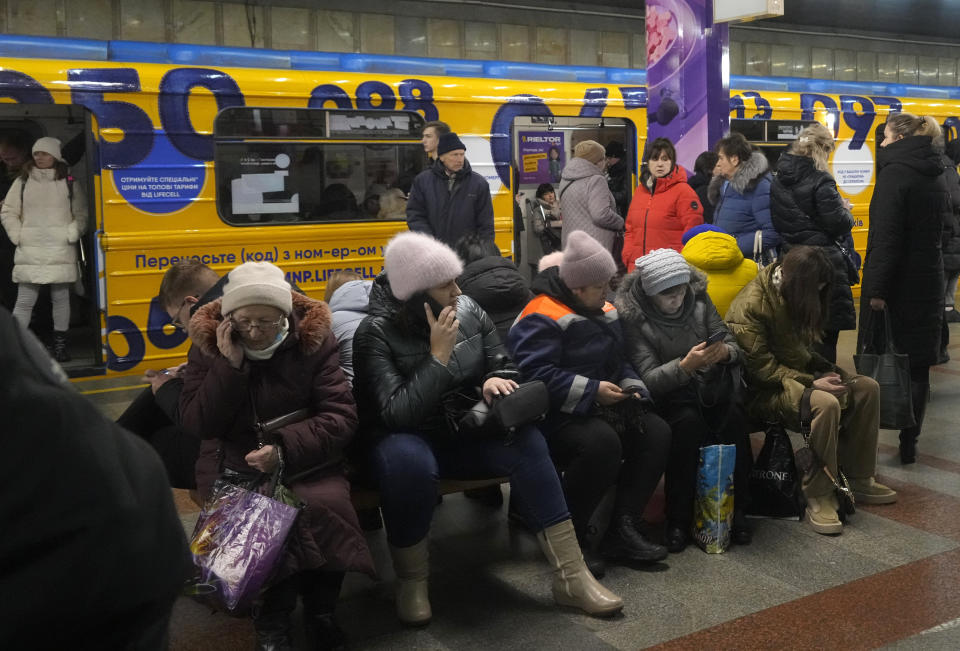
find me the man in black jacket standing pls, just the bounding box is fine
[406,132,495,247]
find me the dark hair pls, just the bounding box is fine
[648,137,676,164]
[454,234,501,264]
[536,183,555,199]
[694,151,718,176]
[319,183,358,216]
[20,159,69,181]
[158,260,219,310]
[715,132,753,165]
[548,145,560,159]
[422,120,451,136]
[0,131,32,155]
[779,246,833,343]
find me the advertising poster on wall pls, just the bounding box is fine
[519,131,565,184]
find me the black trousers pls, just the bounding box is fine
[546,409,670,537]
[662,399,753,529]
[117,387,200,490]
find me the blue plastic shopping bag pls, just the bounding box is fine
[693,444,736,554]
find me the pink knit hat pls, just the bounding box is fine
[559,231,617,289]
[384,231,464,300]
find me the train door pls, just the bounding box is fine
[0,103,100,375]
[510,116,636,281]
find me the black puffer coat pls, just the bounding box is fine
[939,151,960,272]
[353,273,515,446]
[457,255,532,344]
[858,136,949,368]
[770,152,856,331]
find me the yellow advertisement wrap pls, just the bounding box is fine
[2,54,957,377]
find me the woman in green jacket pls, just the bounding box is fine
[725,246,897,535]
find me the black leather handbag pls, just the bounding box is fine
[454,381,550,443]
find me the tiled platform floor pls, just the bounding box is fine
[89,327,960,650]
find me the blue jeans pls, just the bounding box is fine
[370,427,569,547]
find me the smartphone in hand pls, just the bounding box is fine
[703,331,726,346]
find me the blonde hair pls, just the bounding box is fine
[790,123,834,172]
[573,140,606,166]
[323,270,363,302]
[377,188,407,220]
[886,113,942,141]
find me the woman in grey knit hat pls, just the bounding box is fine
[616,248,754,552]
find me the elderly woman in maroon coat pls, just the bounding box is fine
[179,261,374,651]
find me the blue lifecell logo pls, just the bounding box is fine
[113,129,206,214]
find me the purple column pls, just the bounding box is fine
[646,0,729,170]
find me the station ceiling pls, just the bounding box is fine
[499,0,960,42]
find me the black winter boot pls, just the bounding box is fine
[301,570,347,650]
[52,330,70,363]
[575,523,606,579]
[899,378,930,464]
[601,514,668,563]
[253,577,297,651]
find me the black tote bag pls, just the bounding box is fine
[747,423,803,519]
[854,307,915,429]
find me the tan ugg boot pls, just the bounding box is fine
[849,477,898,505]
[537,520,623,617]
[806,494,843,535]
[389,539,431,625]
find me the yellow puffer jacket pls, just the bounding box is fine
[681,231,757,318]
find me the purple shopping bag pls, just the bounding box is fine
[189,479,300,612]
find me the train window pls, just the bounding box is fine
[213,107,424,225]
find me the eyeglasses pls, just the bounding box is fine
[169,296,197,331]
[230,316,285,333]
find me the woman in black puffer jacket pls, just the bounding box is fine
[770,122,857,362]
[858,114,951,464]
[352,231,621,627]
[455,234,532,344]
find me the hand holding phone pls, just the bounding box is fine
[703,331,726,346]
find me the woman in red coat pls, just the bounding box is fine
[180,261,374,651]
[622,137,703,271]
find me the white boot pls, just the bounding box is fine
[389,539,431,625]
[536,520,623,617]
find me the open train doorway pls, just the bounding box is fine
[510,116,636,282]
[0,104,100,375]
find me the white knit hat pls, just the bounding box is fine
[32,136,64,163]
[221,262,293,316]
[635,248,691,295]
[384,231,464,301]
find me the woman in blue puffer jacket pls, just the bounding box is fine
[709,132,779,261]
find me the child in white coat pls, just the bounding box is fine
[0,136,87,361]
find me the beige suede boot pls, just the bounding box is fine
[537,520,623,617]
[806,494,843,535]
[389,539,431,625]
[849,477,898,505]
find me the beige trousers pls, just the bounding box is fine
[782,375,881,499]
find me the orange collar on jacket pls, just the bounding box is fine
[515,294,615,325]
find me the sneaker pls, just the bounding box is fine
[849,477,898,505]
[945,308,960,323]
[805,495,843,535]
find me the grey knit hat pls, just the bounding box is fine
[559,231,617,289]
[635,248,691,295]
